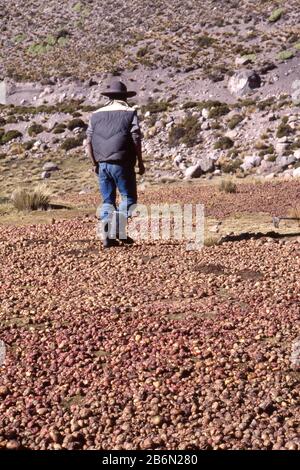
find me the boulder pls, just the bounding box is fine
[41,171,51,179]
[291,80,300,106]
[173,154,184,166]
[33,140,42,150]
[0,80,7,105]
[268,113,279,122]
[281,169,294,179]
[179,162,187,171]
[241,155,261,171]
[293,167,300,178]
[79,187,92,195]
[184,163,202,179]
[202,108,210,119]
[258,160,276,174]
[275,142,289,155]
[199,156,215,173]
[86,78,98,87]
[42,162,59,172]
[201,121,210,131]
[228,70,261,96]
[294,149,300,160]
[166,120,174,129]
[235,56,252,67]
[184,157,214,178]
[275,155,296,168]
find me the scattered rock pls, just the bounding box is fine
[235,56,252,67]
[6,440,21,450]
[199,155,215,173]
[276,155,296,168]
[42,162,59,172]
[228,70,261,96]
[294,150,300,160]
[185,163,202,179]
[293,167,300,178]
[241,156,261,171]
[202,108,210,119]
[0,385,10,397]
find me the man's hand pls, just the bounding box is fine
[138,161,145,176]
[94,163,99,175]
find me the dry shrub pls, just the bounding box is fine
[219,179,237,194]
[11,185,51,211]
[204,236,219,247]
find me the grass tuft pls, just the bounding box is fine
[11,185,51,211]
[219,179,237,194]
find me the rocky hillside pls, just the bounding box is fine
[0,0,300,191]
[1,0,300,82]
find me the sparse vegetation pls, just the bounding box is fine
[278,50,294,61]
[196,35,216,47]
[221,159,243,174]
[142,100,170,114]
[136,46,149,58]
[208,103,230,119]
[182,101,202,110]
[23,141,35,150]
[67,118,87,131]
[276,121,294,138]
[257,97,276,111]
[268,8,284,23]
[227,114,243,130]
[219,179,237,193]
[238,99,257,108]
[53,123,67,134]
[204,235,219,247]
[61,135,84,151]
[73,1,83,12]
[214,136,234,150]
[28,123,45,137]
[1,130,23,144]
[168,115,201,148]
[258,145,275,157]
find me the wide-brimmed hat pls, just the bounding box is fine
[101,80,136,98]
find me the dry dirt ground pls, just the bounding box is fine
[0,180,299,450]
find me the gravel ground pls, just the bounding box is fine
[64,180,300,220]
[0,184,299,450]
[140,180,300,219]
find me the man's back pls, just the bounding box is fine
[87,100,140,166]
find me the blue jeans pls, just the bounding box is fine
[98,162,137,223]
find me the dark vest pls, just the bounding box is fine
[90,109,136,165]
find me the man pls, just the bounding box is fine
[86,80,145,248]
